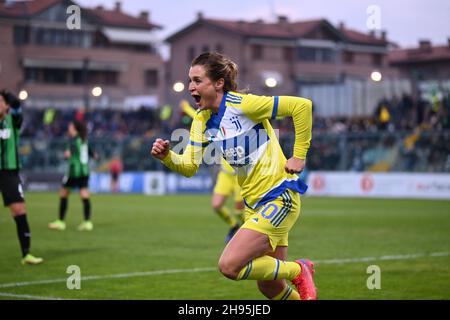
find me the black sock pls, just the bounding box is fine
[82,198,91,221]
[59,197,68,220]
[14,214,31,257]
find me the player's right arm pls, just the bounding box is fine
[151,115,207,177]
[4,91,23,128]
[64,140,72,159]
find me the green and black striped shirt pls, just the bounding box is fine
[0,112,22,171]
[67,136,90,178]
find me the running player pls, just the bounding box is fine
[48,120,94,231]
[180,100,244,243]
[151,53,317,300]
[0,90,43,265]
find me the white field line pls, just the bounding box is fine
[0,292,72,300]
[0,252,448,290]
[314,252,450,264]
[0,267,216,289]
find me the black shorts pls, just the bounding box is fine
[111,172,119,182]
[0,170,25,207]
[62,175,89,189]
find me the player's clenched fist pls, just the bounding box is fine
[151,138,170,160]
[285,157,306,174]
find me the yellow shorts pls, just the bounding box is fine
[213,171,243,203]
[241,189,300,251]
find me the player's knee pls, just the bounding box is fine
[212,202,222,211]
[60,188,69,197]
[80,189,89,199]
[10,203,26,217]
[218,258,239,280]
[211,194,226,210]
[211,199,223,211]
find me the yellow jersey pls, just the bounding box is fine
[162,91,312,209]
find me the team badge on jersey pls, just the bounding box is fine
[230,116,242,132]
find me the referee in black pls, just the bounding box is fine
[0,90,43,265]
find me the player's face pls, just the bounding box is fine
[188,65,223,111]
[0,95,9,118]
[68,123,77,137]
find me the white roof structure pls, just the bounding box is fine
[102,27,157,45]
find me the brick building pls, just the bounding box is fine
[0,0,164,109]
[166,13,401,115]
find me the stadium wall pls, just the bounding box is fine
[23,171,450,199]
[306,172,450,199]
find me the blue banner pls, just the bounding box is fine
[90,172,145,193]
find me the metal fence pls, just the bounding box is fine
[280,130,450,172]
[20,130,450,173]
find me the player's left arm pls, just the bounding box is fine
[88,143,99,161]
[276,96,312,173]
[242,94,312,174]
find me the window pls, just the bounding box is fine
[72,70,84,84]
[145,70,158,88]
[321,49,336,63]
[24,68,38,83]
[252,45,263,60]
[31,27,91,48]
[43,68,67,84]
[297,47,336,63]
[14,26,29,45]
[23,68,117,86]
[297,47,316,61]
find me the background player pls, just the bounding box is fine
[109,155,123,193]
[48,120,95,231]
[0,90,43,265]
[152,52,317,300]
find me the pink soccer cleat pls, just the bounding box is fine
[291,259,318,300]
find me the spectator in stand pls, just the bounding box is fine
[374,98,392,131]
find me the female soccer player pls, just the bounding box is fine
[0,90,43,265]
[49,120,94,231]
[180,100,244,243]
[151,52,316,300]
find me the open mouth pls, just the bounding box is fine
[192,94,201,106]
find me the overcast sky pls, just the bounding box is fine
[76,0,450,49]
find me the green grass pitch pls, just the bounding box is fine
[0,193,449,300]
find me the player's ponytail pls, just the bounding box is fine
[191,52,238,92]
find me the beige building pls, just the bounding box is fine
[0,0,164,109]
[389,39,450,99]
[166,13,400,115]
